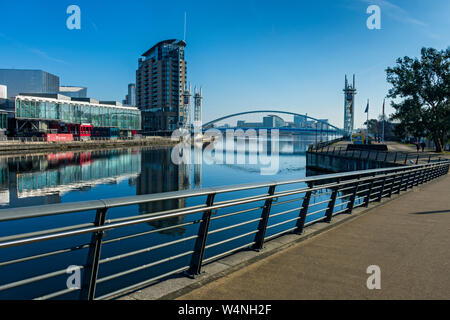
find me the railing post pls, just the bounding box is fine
[187,193,216,277]
[403,171,411,191]
[404,153,408,165]
[418,168,425,185]
[388,173,396,198]
[394,152,398,163]
[411,169,419,188]
[425,166,433,182]
[80,207,107,300]
[425,165,432,181]
[346,178,360,214]
[324,187,339,223]
[365,176,375,207]
[252,185,276,251]
[413,168,420,187]
[425,165,433,182]
[377,176,387,202]
[295,188,313,234]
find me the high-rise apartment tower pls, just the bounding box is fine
[136,39,187,134]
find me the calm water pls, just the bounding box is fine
[0,134,346,299]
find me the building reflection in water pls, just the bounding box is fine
[0,149,141,209]
[137,148,191,236]
[193,142,203,188]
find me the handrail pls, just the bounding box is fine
[0,160,448,300]
[0,161,442,222]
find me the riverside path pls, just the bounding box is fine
[178,173,450,300]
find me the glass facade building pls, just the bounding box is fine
[15,95,141,131]
[0,111,7,130]
[0,69,60,97]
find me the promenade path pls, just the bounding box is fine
[179,173,450,300]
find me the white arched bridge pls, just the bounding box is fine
[202,110,344,136]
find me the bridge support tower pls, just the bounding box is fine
[343,75,356,139]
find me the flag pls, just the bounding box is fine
[382,99,385,117]
[365,100,369,113]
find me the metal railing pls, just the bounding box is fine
[0,160,448,300]
[308,137,344,151]
[309,145,445,165]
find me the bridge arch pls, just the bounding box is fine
[202,110,343,132]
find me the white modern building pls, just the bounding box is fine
[0,85,6,99]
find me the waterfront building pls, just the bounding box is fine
[136,39,187,134]
[0,69,60,97]
[59,86,87,98]
[11,94,141,136]
[0,110,7,132]
[126,83,136,106]
[0,85,6,99]
[294,115,307,126]
[0,86,10,135]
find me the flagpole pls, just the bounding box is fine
[382,98,385,143]
[366,99,369,144]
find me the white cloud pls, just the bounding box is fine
[361,0,439,39]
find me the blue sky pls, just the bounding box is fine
[0,0,449,128]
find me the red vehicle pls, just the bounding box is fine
[79,124,92,140]
[65,124,92,141]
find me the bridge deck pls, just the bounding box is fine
[178,174,450,300]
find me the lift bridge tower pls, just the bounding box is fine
[193,87,202,130]
[343,74,356,138]
[182,83,192,131]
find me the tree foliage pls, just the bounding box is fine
[367,116,398,141]
[386,47,450,152]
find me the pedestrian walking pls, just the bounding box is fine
[421,142,426,152]
[415,142,420,152]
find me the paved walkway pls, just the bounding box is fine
[179,174,450,300]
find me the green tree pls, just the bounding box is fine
[386,47,450,152]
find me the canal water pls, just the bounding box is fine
[0,134,348,299]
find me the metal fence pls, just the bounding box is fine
[0,160,448,300]
[309,145,446,165]
[308,137,344,152]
